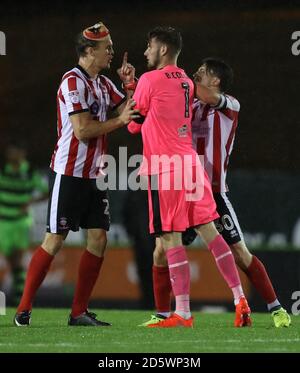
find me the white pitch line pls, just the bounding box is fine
[0,338,299,348]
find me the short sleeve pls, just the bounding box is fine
[103,76,125,109]
[99,75,125,109]
[213,94,240,112]
[217,95,240,120]
[224,96,240,112]
[60,76,89,115]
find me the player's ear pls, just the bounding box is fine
[160,44,168,56]
[212,76,220,88]
[85,46,93,57]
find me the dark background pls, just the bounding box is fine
[0,0,300,246]
[1,0,299,171]
[1,0,300,311]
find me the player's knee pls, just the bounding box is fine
[153,245,167,266]
[195,222,218,246]
[87,230,107,255]
[232,249,244,268]
[231,242,252,270]
[42,233,64,256]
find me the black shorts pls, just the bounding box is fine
[213,192,243,245]
[46,169,110,234]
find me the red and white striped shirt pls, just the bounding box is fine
[192,95,240,192]
[50,65,124,178]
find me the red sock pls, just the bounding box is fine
[244,255,277,304]
[17,246,54,312]
[71,250,104,317]
[152,266,172,313]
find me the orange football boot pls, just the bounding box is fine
[147,313,194,328]
[234,297,252,327]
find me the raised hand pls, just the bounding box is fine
[117,52,136,84]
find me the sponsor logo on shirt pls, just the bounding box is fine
[178,124,188,137]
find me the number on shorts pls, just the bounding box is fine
[221,214,234,230]
[103,199,109,215]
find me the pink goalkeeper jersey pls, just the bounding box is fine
[129,65,200,175]
[192,96,240,192]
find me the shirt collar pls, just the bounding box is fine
[76,64,93,79]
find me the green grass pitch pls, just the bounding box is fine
[0,308,299,353]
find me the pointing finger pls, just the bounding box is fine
[122,52,128,67]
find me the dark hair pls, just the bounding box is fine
[202,58,233,92]
[148,26,182,56]
[75,33,100,58]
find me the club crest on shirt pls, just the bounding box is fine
[90,101,99,115]
[178,124,188,137]
[68,90,80,104]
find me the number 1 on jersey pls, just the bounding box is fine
[181,82,190,118]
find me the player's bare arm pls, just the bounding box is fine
[70,99,139,141]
